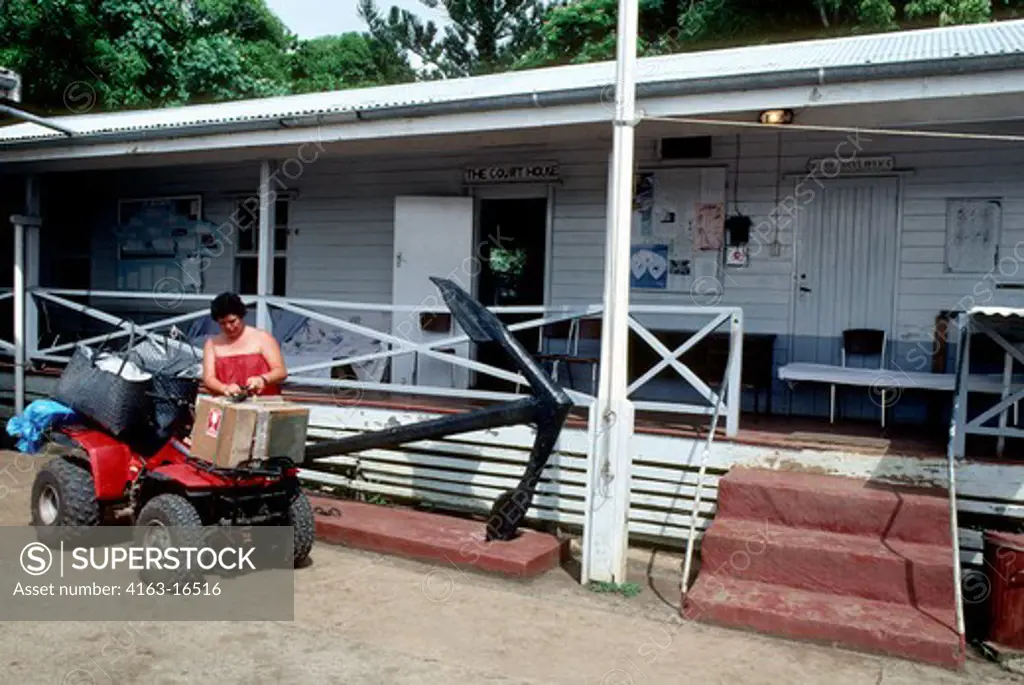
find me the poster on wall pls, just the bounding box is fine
[633,173,656,237]
[945,198,1002,273]
[629,168,726,295]
[693,202,725,251]
[630,244,669,289]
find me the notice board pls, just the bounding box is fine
[630,167,726,295]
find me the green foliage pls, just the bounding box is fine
[359,0,549,78]
[904,0,993,24]
[587,580,643,597]
[519,0,1022,70]
[290,33,416,94]
[0,0,414,113]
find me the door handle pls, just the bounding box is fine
[396,252,403,268]
[798,273,810,293]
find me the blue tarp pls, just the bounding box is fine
[6,400,79,453]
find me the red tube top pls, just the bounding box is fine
[213,352,281,396]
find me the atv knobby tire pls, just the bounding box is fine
[135,494,206,585]
[31,456,100,548]
[288,491,315,567]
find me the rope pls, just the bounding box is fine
[641,115,1024,143]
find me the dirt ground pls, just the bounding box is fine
[0,451,1020,685]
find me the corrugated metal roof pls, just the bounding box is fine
[969,306,1024,318]
[2,18,1024,146]
[967,306,1024,344]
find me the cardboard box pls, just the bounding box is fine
[190,395,309,468]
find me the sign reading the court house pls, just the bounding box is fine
[806,156,895,175]
[464,161,560,184]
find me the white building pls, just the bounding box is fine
[2,20,1024,603]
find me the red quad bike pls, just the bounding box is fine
[29,379,315,572]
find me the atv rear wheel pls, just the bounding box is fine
[135,494,205,584]
[288,491,315,567]
[31,457,100,547]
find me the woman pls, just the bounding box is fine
[202,292,287,397]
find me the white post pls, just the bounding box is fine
[9,210,40,416]
[13,216,24,416]
[580,0,640,586]
[726,310,743,437]
[257,160,276,332]
[997,350,1012,457]
[24,176,39,364]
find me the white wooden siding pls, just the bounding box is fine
[37,122,1024,338]
[33,121,1024,419]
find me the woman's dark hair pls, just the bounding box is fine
[210,292,247,321]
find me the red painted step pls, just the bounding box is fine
[308,495,567,578]
[683,575,964,670]
[699,518,956,609]
[716,467,952,546]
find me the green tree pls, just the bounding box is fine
[0,0,416,112]
[519,0,1019,70]
[358,0,549,78]
[0,0,296,112]
[290,33,416,94]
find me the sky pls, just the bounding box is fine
[265,0,450,39]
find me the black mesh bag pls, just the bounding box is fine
[52,326,154,437]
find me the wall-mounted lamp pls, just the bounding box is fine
[759,109,794,125]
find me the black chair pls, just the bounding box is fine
[831,328,887,425]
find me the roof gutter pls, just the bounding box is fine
[2,52,1024,152]
[357,52,1024,121]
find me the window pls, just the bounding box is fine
[234,197,289,296]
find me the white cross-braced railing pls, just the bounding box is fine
[19,288,745,436]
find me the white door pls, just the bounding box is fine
[391,196,475,389]
[792,177,900,366]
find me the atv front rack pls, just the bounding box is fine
[302,277,575,541]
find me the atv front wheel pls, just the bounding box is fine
[288,491,315,567]
[31,457,100,547]
[135,494,206,584]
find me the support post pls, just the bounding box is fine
[997,349,1012,457]
[726,310,743,437]
[24,176,39,365]
[9,210,41,416]
[13,217,24,416]
[581,0,639,586]
[257,160,276,332]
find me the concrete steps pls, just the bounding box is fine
[683,467,964,670]
[714,467,952,545]
[684,576,963,669]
